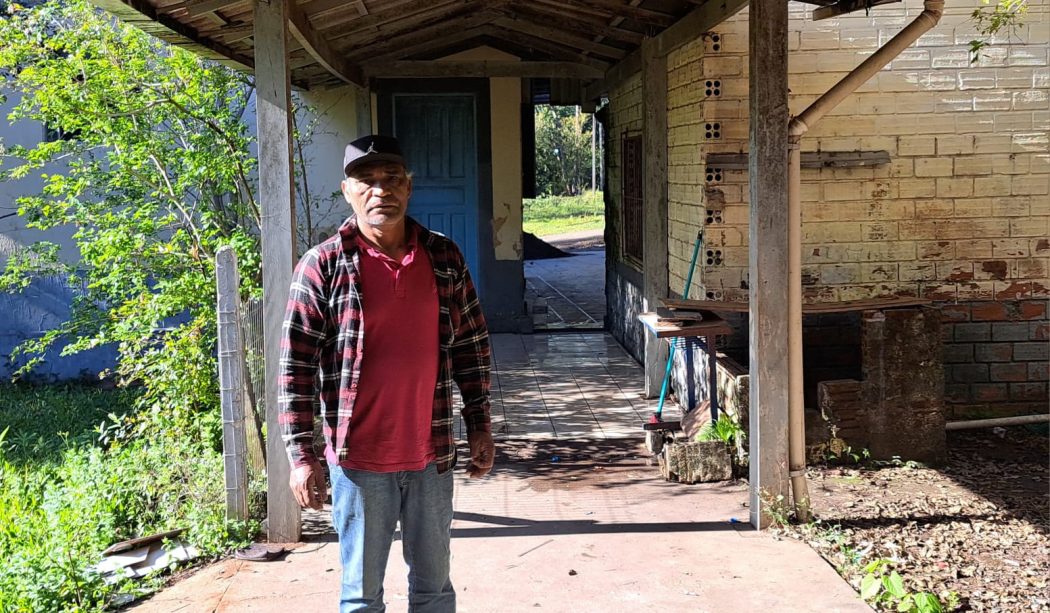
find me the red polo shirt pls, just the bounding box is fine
[343,228,439,472]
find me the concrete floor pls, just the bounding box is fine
[129,331,869,613]
[525,246,605,331]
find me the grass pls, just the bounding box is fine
[523,191,604,237]
[0,384,256,611]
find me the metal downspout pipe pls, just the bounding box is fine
[784,0,946,523]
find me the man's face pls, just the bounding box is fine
[341,162,412,228]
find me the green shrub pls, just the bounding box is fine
[0,386,257,611]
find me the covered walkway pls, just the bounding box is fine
[129,332,868,612]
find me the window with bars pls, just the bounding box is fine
[621,134,643,264]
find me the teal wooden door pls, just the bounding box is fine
[392,94,480,283]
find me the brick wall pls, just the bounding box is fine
[674,0,1050,305]
[604,74,646,359]
[943,299,1049,409]
[656,0,1049,407]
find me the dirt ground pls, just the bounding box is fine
[782,426,1049,612]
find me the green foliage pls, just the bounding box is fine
[522,191,604,237]
[825,444,870,465]
[969,0,1028,63]
[0,385,257,612]
[859,559,959,612]
[0,0,259,436]
[534,105,599,196]
[696,413,745,446]
[0,3,269,608]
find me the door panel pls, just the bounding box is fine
[393,94,481,284]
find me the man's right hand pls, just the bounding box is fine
[289,459,325,510]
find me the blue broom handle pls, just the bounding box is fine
[655,230,703,418]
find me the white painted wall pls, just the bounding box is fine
[0,90,80,265]
[297,84,371,245]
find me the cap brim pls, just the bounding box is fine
[344,153,407,177]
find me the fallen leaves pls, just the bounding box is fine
[783,429,1049,612]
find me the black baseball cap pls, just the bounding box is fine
[343,134,406,177]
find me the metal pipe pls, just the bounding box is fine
[783,0,945,523]
[790,0,946,138]
[946,414,1050,431]
[787,138,810,522]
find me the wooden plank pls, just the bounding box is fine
[286,0,365,86]
[748,0,790,530]
[90,0,253,70]
[322,0,470,38]
[255,0,300,543]
[706,150,891,169]
[638,313,733,339]
[663,296,933,314]
[362,61,604,79]
[641,37,668,398]
[342,10,502,62]
[564,0,678,27]
[186,0,246,17]
[493,17,628,61]
[501,4,644,44]
[649,0,749,58]
[366,26,491,63]
[483,26,612,69]
[582,47,640,100]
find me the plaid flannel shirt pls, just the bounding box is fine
[278,215,491,473]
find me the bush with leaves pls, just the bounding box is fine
[0,0,261,442]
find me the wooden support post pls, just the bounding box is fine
[255,0,301,543]
[216,246,248,522]
[642,38,669,398]
[747,0,791,529]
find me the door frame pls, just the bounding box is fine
[376,79,492,299]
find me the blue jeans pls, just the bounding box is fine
[329,462,456,613]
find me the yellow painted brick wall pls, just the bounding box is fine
[660,0,1050,302]
[606,73,644,266]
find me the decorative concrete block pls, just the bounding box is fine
[658,440,733,484]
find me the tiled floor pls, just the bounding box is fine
[456,332,681,440]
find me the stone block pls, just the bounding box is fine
[658,440,733,483]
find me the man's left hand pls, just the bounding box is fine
[467,431,495,478]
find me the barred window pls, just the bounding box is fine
[621,134,643,264]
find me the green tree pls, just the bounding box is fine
[535,105,597,196]
[0,0,259,443]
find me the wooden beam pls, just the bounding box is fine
[286,0,365,86]
[649,0,749,57]
[362,61,604,79]
[255,0,300,543]
[89,0,253,70]
[493,17,628,61]
[583,0,748,100]
[747,0,790,530]
[583,48,640,100]
[641,37,669,398]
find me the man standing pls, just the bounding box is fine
[278,134,494,613]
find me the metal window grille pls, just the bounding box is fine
[621,134,643,264]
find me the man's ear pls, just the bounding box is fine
[340,179,353,204]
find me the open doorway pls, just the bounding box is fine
[523,104,605,331]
